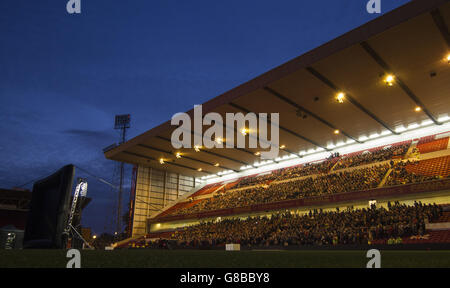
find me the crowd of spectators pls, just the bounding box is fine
[165,141,448,218]
[168,202,442,248]
[275,160,334,181]
[173,164,390,215]
[386,161,441,186]
[334,143,410,170]
[233,172,279,190]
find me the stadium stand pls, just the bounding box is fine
[119,202,448,249]
[152,139,450,219]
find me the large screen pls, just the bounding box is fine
[23,164,75,248]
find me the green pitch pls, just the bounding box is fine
[1,250,449,268]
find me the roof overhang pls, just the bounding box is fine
[104,0,450,179]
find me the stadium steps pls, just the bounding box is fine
[377,168,393,188]
[213,180,240,195]
[191,183,223,197]
[405,155,450,177]
[329,158,342,172]
[404,141,417,159]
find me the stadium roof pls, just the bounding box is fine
[104,0,450,179]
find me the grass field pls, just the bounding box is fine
[1,249,450,268]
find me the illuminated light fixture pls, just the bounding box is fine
[384,74,395,86]
[346,139,356,144]
[414,106,422,112]
[446,54,450,64]
[159,158,165,164]
[175,152,181,159]
[275,157,282,161]
[254,151,260,156]
[336,92,345,103]
[381,130,391,136]
[408,123,419,130]
[438,115,449,122]
[215,137,223,144]
[280,145,286,149]
[307,148,315,154]
[395,126,407,133]
[197,168,202,172]
[421,119,433,126]
[316,147,325,152]
[327,144,336,149]
[369,133,379,139]
[334,129,340,135]
[93,235,97,239]
[336,142,345,147]
[214,163,220,167]
[299,150,306,156]
[359,135,368,142]
[241,128,248,136]
[194,145,201,152]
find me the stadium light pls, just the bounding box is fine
[384,74,395,86]
[335,92,345,103]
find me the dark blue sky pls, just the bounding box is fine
[0,0,410,234]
